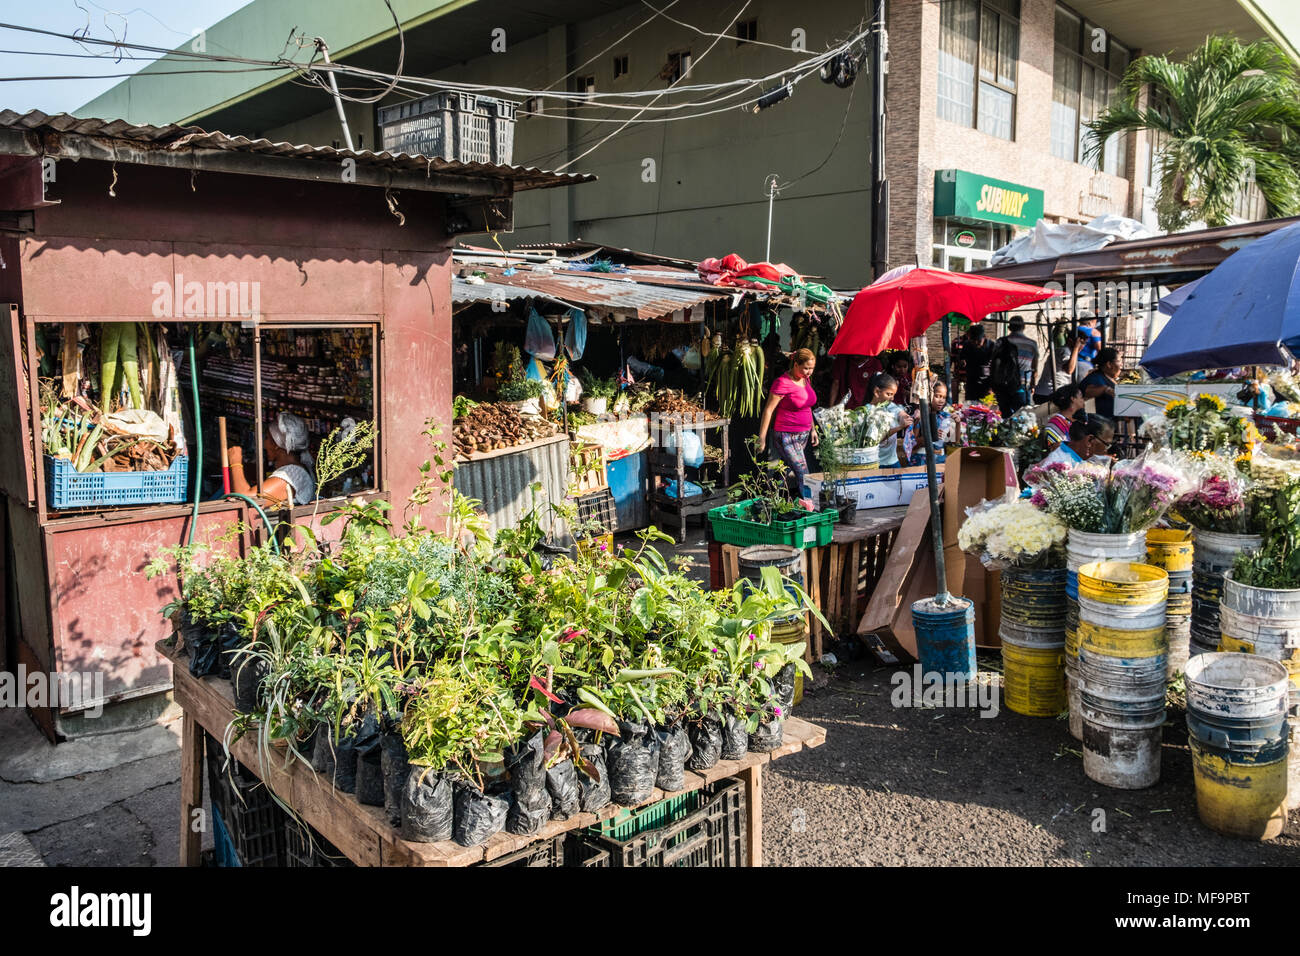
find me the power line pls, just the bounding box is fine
[554,0,754,171]
[639,0,806,53]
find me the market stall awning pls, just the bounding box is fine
[451,266,730,322]
[972,216,1300,285]
[1141,219,1300,376]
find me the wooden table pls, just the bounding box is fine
[160,639,825,868]
[713,506,908,660]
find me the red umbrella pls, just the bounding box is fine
[830,267,1060,356]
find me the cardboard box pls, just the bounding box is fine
[807,463,944,512]
[940,448,1017,547]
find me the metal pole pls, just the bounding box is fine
[315,39,355,151]
[940,314,953,404]
[919,394,948,605]
[765,176,777,262]
[868,0,888,280]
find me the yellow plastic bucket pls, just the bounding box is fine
[1001,638,1066,717]
[1189,735,1288,841]
[1145,529,1194,572]
[1078,561,1170,606]
[770,617,807,706]
[1077,618,1168,660]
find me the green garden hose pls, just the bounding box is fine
[185,329,279,553]
[187,330,202,546]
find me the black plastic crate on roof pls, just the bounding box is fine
[377,91,516,165]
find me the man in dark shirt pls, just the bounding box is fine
[956,324,994,404]
[1080,346,1121,419]
[829,354,883,408]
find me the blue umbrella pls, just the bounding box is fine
[1141,220,1300,377]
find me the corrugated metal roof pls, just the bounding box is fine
[975,215,1300,284]
[452,265,728,321]
[0,110,594,192]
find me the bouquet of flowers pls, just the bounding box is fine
[1174,454,1252,533]
[958,403,1002,447]
[1024,459,1107,531]
[995,407,1040,448]
[1267,369,1300,404]
[957,494,1067,570]
[1026,451,1191,533]
[1110,451,1195,532]
[1157,394,1263,454]
[815,401,896,458]
[1233,448,1300,588]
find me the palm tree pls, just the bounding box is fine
[1086,36,1300,232]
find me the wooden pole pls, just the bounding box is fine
[218,416,231,494]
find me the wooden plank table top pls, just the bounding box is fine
[829,506,908,544]
[159,637,825,868]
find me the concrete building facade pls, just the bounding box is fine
[79,0,1281,287]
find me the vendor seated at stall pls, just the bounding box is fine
[1021,414,1114,497]
[1038,413,1114,469]
[1044,384,1086,448]
[227,411,316,507]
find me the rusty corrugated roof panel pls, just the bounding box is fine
[0,109,594,192]
[451,266,728,321]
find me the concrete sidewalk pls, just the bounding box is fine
[0,704,209,866]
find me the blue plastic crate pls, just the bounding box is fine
[45,455,189,510]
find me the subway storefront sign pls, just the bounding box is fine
[934,170,1044,228]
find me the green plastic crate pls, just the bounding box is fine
[597,792,700,840]
[708,498,835,549]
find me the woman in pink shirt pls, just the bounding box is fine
[757,348,818,501]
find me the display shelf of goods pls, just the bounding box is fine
[708,498,836,549]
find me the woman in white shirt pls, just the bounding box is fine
[227,411,316,507]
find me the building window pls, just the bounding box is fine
[938,0,1018,140]
[931,219,1013,272]
[736,19,758,45]
[578,75,596,96]
[663,50,692,83]
[613,54,629,79]
[1051,4,1130,176]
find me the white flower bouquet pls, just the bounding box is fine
[957,494,1068,570]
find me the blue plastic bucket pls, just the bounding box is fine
[912,596,976,682]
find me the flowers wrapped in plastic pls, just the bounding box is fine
[995,407,1040,448]
[957,403,1002,447]
[815,400,896,460]
[1025,450,1193,534]
[1174,454,1251,533]
[957,493,1067,570]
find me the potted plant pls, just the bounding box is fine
[579,370,619,416]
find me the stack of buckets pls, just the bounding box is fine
[1218,571,1300,812]
[1076,561,1169,789]
[1190,529,1263,657]
[1145,529,1193,679]
[737,545,807,706]
[1065,530,1147,741]
[999,568,1067,716]
[1185,652,1290,839]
